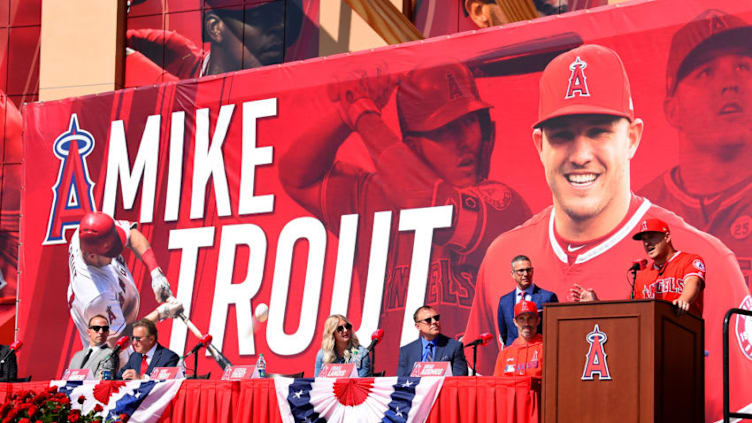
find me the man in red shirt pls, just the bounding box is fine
[571,217,705,316]
[494,300,543,378]
[633,218,704,315]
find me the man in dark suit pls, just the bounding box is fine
[397,306,468,377]
[497,255,558,347]
[69,314,117,378]
[0,344,18,382]
[118,319,179,380]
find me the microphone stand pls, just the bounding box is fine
[462,342,480,376]
[471,344,478,376]
[185,343,208,379]
[630,268,638,300]
[367,340,378,377]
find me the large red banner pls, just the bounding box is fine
[18,0,752,420]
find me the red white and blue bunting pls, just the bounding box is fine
[274,377,444,423]
[50,379,183,423]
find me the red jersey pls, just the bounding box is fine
[634,251,705,316]
[493,333,543,378]
[465,194,751,421]
[639,168,752,287]
[322,158,531,375]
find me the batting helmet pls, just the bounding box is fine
[397,62,496,177]
[79,212,126,258]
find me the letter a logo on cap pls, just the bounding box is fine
[565,56,590,99]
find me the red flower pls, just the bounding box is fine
[77,396,86,404]
[46,386,58,394]
[18,418,29,423]
[93,403,104,413]
[119,413,130,422]
[67,412,80,423]
[27,405,38,416]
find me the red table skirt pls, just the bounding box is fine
[0,376,540,423]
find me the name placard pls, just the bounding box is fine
[221,365,260,380]
[150,367,185,380]
[410,361,452,377]
[62,368,94,381]
[318,363,358,378]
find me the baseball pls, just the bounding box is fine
[254,303,269,323]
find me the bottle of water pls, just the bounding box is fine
[352,349,361,369]
[256,353,266,378]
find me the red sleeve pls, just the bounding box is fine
[439,181,531,254]
[463,255,501,375]
[682,253,706,283]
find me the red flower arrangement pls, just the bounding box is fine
[0,387,128,423]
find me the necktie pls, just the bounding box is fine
[140,354,148,376]
[517,291,524,304]
[80,348,93,367]
[423,343,434,362]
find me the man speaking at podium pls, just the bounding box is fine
[571,218,705,316]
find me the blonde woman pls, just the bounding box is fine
[314,315,371,377]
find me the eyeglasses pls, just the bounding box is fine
[514,268,533,275]
[89,325,110,332]
[417,314,440,325]
[130,335,149,342]
[336,323,353,333]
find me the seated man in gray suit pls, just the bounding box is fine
[68,314,117,378]
[397,306,468,377]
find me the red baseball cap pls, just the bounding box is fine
[665,10,752,96]
[534,44,634,128]
[632,218,670,240]
[514,300,538,318]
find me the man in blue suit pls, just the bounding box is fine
[397,306,468,377]
[497,255,558,347]
[119,319,179,380]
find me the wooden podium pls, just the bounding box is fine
[542,299,704,422]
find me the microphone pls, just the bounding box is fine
[366,329,384,352]
[0,340,22,364]
[101,336,130,363]
[184,334,213,359]
[464,333,493,348]
[628,259,648,272]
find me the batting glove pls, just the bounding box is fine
[157,298,184,321]
[151,268,172,303]
[328,65,394,129]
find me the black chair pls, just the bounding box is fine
[267,371,304,379]
[373,370,385,377]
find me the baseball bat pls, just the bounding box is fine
[466,32,584,77]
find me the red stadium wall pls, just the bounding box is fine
[0,0,40,344]
[17,0,752,421]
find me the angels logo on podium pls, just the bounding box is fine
[581,324,612,381]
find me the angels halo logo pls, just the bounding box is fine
[43,113,97,245]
